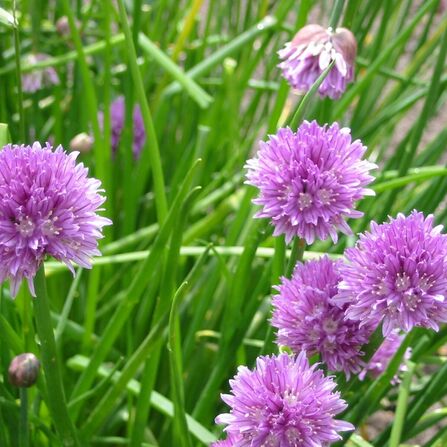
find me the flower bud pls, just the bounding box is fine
[8,353,40,388]
[70,132,94,153]
[56,16,70,37]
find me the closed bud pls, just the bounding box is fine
[8,353,40,388]
[56,16,70,36]
[70,132,94,153]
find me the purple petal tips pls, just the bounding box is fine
[215,352,354,446]
[0,142,112,297]
[245,120,376,245]
[336,211,447,335]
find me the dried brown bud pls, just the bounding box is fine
[70,132,94,153]
[8,353,40,388]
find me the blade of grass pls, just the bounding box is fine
[117,0,168,223]
[69,160,201,421]
[67,355,216,444]
[138,33,212,109]
[389,361,416,447]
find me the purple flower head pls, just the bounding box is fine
[22,54,59,93]
[215,352,354,446]
[359,332,409,384]
[0,142,111,297]
[99,96,146,159]
[245,121,376,244]
[278,24,357,99]
[336,211,447,336]
[272,256,372,378]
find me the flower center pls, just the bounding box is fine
[318,188,332,205]
[16,217,35,237]
[298,192,313,210]
[263,434,280,447]
[395,272,411,292]
[42,216,60,236]
[403,290,421,311]
[285,427,303,444]
[322,317,338,334]
[375,280,388,296]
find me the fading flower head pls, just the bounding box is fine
[215,352,354,446]
[278,24,357,99]
[336,212,447,336]
[272,256,371,378]
[245,121,376,244]
[99,96,146,159]
[0,142,111,297]
[22,54,59,93]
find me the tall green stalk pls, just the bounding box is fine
[33,265,80,447]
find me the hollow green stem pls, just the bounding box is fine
[285,238,305,277]
[12,1,25,142]
[33,265,80,447]
[19,388,29,447]
[329,0,346,29]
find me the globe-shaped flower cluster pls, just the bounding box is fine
[0,142,111,296]
[245,120,376,244]
[272,256,372,378]
[215,352,353,446]
[337,212,447,335]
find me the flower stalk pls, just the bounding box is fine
[33,265,80,447]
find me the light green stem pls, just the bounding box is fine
[33,265,80,447]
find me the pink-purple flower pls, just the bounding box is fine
[245,121,376,244]
[215,352,354,446]
[21,54,59,93]
[0,142,111,297]
[99,96,146,159]
[278,24,357,99]
[272,256,371,378]
[336,212,447,336]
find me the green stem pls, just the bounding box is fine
[285,238,305,277]
[389,361,416,447]
[329,0,346,29]
[19,388,29,447]
[12,1,25,142]
[33,265,80,447]
[117,0,168,224]
[288,61,335,130]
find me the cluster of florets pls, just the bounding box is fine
[245,121,376,244]
[278,24,357,99]
[272,257,372,378]
[0,143,111,296]
[215,353,354,446]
